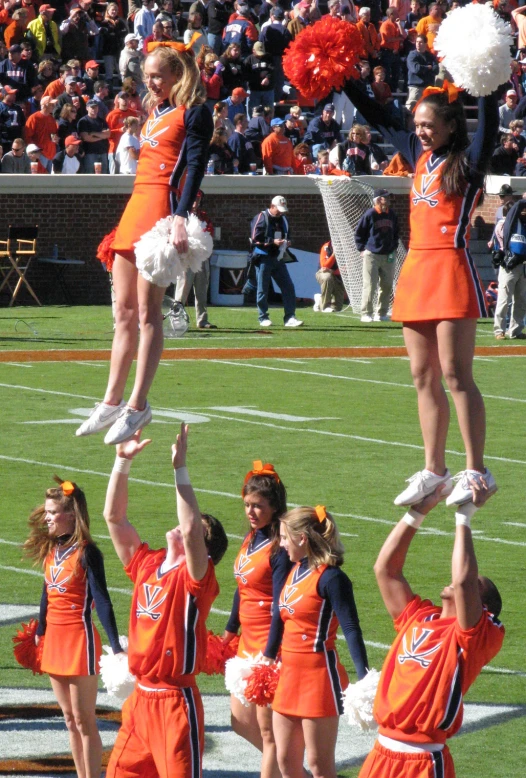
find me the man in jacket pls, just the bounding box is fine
[406,34,438,110]
[26,4,61,60]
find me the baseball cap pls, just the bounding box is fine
[284,113,295,121]
[3,85,18,94]
[39,3,55,11]
[65,134,82,145]
[9,44,22,53]
[86,99,99,107]
[125,33,138,43]
[26,143,42,153]
[271,6,284,17]
[271,195,288,213]
[232,87,248,98]
[323,102,335,112]
[237,2,249,12]
[298,0,310,7]
[253,42,265,54]
[498,184,515,196]
[373,188,390,200]
[85,60,99,69]
[270,117,285,126]
[65,75,78,84]
[507,89,517,97]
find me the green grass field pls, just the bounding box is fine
[0,305,525,776]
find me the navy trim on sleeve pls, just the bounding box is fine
[36,582,48,636]
[264,548,292,659]
[176,104,214,218]
[225,587,241,634]
[83,544,122,654]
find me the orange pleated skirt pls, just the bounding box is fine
[40,620,102,677]
[273,648,348,718]
[112,183,173,262]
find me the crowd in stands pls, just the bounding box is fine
[1,0,526,175]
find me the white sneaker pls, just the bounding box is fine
[361,314,373,323]
[260,318,272,327]
[322,307,334,313]
[104,402,152,445]
[313,293,321,312]
[284,317,304,327]
[374,314,391,322]
[75,400,126,437]
[394,469,453,507]
[445,468,497,506]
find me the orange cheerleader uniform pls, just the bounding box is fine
[273,559,368,718]
[112,101,213,263]
[38,542,121,676]
[106,543,219,778]
[225,526,291,659]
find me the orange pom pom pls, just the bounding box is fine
[202,631,240,676]
[244,664,280,706]
[283,17,362,101]
[12,619,44,675]
[96,227,118,273]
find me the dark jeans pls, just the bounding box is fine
[380,49,401,92]
[256,256,296,322]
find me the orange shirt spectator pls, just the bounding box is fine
[24,97,58,161]
[380,9,404,52]
[261,120,295,174]
[415,4,443,52]
[43,77,66,99]
[106,96,136,154]
[4,9,30,48]
[512,6,526,51]
[356,8,381,59]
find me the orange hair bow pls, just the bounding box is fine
[314,505,327,523]
[243,460,281,486]
[61,481,75,496]
[146,32,201,54]
[413,80,461,113]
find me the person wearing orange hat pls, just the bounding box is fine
[26,5,61,60]
[52,133,83,173]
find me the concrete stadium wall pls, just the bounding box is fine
[0,174,523,306]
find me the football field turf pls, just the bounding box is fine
[0,305,525,776]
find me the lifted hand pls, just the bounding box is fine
[171,423,189,470]
[116,430,152,460]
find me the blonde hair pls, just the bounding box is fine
[23,477,94,568]
[350,123,367,142]
[281,506,344,570]
[143,47,206,112]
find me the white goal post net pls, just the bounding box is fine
[314,176,407,314]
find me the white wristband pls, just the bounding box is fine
[402,509,425,529]
[175,466,191,486]
[113,456,131,475]
[455,501,479,528]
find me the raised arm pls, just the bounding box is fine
[103,432,151,566]
[171,424,209,582]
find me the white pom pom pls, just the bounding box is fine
[224,655,254,706]
[134,213,214,288]
[434,5,512,97]
[99,636,136,703]
[342,669,381,731]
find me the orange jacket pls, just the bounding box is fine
[261,132,294,174]
[356,19,381,58]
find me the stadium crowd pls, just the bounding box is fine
[1,0,526,175]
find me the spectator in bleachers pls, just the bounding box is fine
[284,113,301,147]
[60,6,96,64]
[228,110,257,171]
[207,0,233,55]
[389,0,410,24]
[509,119,526,156]
[508,60,523,100]
[261,116,294,174]
[0,44,36,99]
[53,75,87,118]
[304,102,341,156]
[364,124,388,172]
[0,137,30,172]
[52,133,83,173]
[133,0,155,47]
[23,93,57,170]
[157,0,185,38]
[92,80,110,119]
[106,91,135,173]
[406,33,438,111]
[81,59,99,96]
[209,125,235,172]
[219,42,245,97]
[245,103,270,142]
[77,98,110,172]
[189,0,209,31]
[0,86,25,154]
[36,59,55,90]
[415,2,442,54]
[26,83,44,115]
[183,12,208,55]
[143,19,170,54]
[259,6,289,102]
[42,64,69,99]
[224,84,247,122]
[116,115,140,174]
[119,34,143,85]
[287,0,310,40]
[18,0,37,25]
[4,8,29,49]
[26,4,61,60]
[356,59,376,102]
[259,0,278,26]
[356,7,380,64]
[212,100,234,136]
[331,124,373,175]
[292,141,314,174]
[379,7,405,92]
[201,51,224,110]
[222,3,258,56]
[245,41,273,115]
[26,141,49,171]
[490,133,520,176]
[325,0,341,19]
[56,102,79,147]
[288,104,307,136]
[99,2,128,83]
[499,90,518,133]
[120,76,143,115]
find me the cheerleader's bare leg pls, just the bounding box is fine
[436,318,485,472]
[273,711,306,778]
[231,695,264,750]
[403,321,450,475]
[302,716,339,778]
[104,254,139,406]
[50,675,102,778]
[256,704,281,778]
[127,273,167,410]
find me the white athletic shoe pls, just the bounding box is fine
[445,468,497,506]
[104,402,152,445]
[260,318,272,327]
[284,317,304,327]
[374,314,391,322]
[313,293,321,312]
[322,307,334,313]
[361,314,373,323]
[75,400,126,437]
[394,469,453,507]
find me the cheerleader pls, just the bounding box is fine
[273,506,368,778]
[76,38,213,447]
[343,79,501,508]
[223,461,292,778]
[24,478,122,778]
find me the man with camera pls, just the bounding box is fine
[493,198,526,340]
